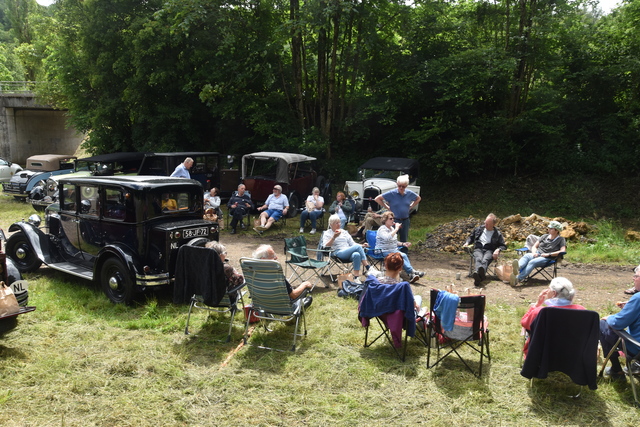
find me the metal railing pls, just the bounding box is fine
[0,81,41,94]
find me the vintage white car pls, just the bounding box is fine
[0,157,22,183]
[344,157,420,218]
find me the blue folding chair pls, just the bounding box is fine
[515,247,566,283]
[365,230,386,272]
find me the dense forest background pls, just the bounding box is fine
[1,0,639,184]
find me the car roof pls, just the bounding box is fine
[76,152,147,162]
[58,175,203,190]
[144,152,220,157]
[242,151,316,163]
[359,157,419,171]
[27,154,77,162]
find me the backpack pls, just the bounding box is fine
[337,280,365,299]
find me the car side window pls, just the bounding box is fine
[79,185,99,216]
[62,184,77,212]
[104,187,127,220]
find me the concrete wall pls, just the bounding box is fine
[0,94,84,165]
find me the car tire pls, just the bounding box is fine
[287,193,299,218]
[6,232,42,273]
[101,257,134,304]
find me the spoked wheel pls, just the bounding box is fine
[287,193,300,218]
[101,258,134,304]
[5,232,42,273]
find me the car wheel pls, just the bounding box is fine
[5,232,42,273]
[287,193,300,218]
[101,257,134,304]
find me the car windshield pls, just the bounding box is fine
[360,168,405,180]
[246,158,278,179]
[147,188,200,219]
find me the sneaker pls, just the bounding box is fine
[303,295,313,309]
[512,259,520,276]
[353,277,362,285]
[605,367,626,381]
[413,270,425,278]
[473,272,481,287]
[509,271,518,286]
[299,227,304,233]
[230,228,236,234]
[478,266,486,281]
[410,274,420,284]
[240,223,246,229]
[310,229,316,234]
[623,361,640,375]
[253,227,263,235]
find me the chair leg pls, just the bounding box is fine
[185,298,196,335]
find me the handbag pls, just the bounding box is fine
[495,262,513,283]
[305,200,315,213]
[0,281,20,317]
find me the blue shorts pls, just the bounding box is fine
[266,209,283,221]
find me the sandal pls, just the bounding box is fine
[624,287,639,295]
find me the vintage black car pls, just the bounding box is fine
[5,176,219,304]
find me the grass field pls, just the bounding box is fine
[2,175,640,426]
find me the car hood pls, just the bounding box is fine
[9,169,40,183]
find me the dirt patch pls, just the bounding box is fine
[221,229,635,314]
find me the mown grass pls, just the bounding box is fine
[2,174,640,426]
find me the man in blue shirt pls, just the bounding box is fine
[374,174,421,243]
[600,266,640,379]
[254,185,289,234]
[170,157,194,178]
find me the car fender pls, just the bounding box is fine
[95,245,139,281]
[24,170,75,193]
[7,221,51,264]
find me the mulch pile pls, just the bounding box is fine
[421,213,596,253]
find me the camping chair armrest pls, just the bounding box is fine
[612,327,640,349]
[286,249,310,261]
[516,247,529,256]
[227,280,247,295]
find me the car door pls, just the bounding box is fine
[58,183,88,263]
[76,184,102,261]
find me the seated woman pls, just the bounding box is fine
[328,191,352,228]
[204,187,224,228]
[205,241,244,293]
[299,187,324,234]
[376,211,424,283]
[520,277,585,356]
[372,252,424,313]
[322,214,370,283]
[510,220,566,286]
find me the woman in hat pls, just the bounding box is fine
[510,220,567,285]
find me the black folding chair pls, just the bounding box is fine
[599,324,640,405]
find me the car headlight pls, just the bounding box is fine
[350,190,359,199]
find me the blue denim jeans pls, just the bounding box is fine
[334,245,366,271]
[517,253,551,281]
[300,210,323,229]
[394,217,410,243]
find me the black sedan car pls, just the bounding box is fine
[5,176,219,304]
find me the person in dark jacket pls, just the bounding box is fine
[227,184,254,234]
[464,213,507,286]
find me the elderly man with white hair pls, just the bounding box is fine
[170,157,194,178]
[374,174,421,243]
[520,277,585,356]
[510,220,567,286]
[255,184,289,234]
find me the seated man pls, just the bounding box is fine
[464,213,506,286]
[252,244,313,305]
[600,265,640,379]
[227,184,254,234]
[510,220,566,285]
[161,193,178,211]
[255,185,289,234]
[355,206,387,239]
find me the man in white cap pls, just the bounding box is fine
[510,220,567,285]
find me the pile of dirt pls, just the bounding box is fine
[421,213,597,253]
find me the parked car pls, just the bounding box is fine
[344,157,420,217]
[0,157,22,183]
[2,154,76,201]
[5,176,219,304]
[0,228,33,336]
[241,151,331,217]
[29,152,146,211]
[138,152,240,198]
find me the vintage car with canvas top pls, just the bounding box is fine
[5,176,219,304]
[344,157,420,217]
[3,154,76,200]
[29,152,146,211]
[0,157,23,183]
[241,151,331,217]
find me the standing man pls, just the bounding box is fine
[228,184,254,234]
[464,213,507,286]
[170,157,194,178]
[374,174,421,243]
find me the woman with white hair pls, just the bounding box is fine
[299,187,324,234]
[322,214,370,283]
[520,277,585,356]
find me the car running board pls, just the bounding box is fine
[47,262,94,281]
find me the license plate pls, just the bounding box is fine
[183,227,208,238]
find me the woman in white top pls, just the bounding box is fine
[376,211,424,283]
[322,214,370,282]
[299,187,324,234]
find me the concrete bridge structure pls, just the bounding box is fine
[0,81,84,165]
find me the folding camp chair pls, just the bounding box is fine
[426,289,490,377]
[465,245,498,279]
[515,248,566,283]
[284,236,329,285]
[522,307,599,396]
[227,190,252,231]
[240,257,313,351]
[316,243,355,282]
[184,281,247,342]
[599,324,640,405]
[364,230,386,272]
[359,278,417,361]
